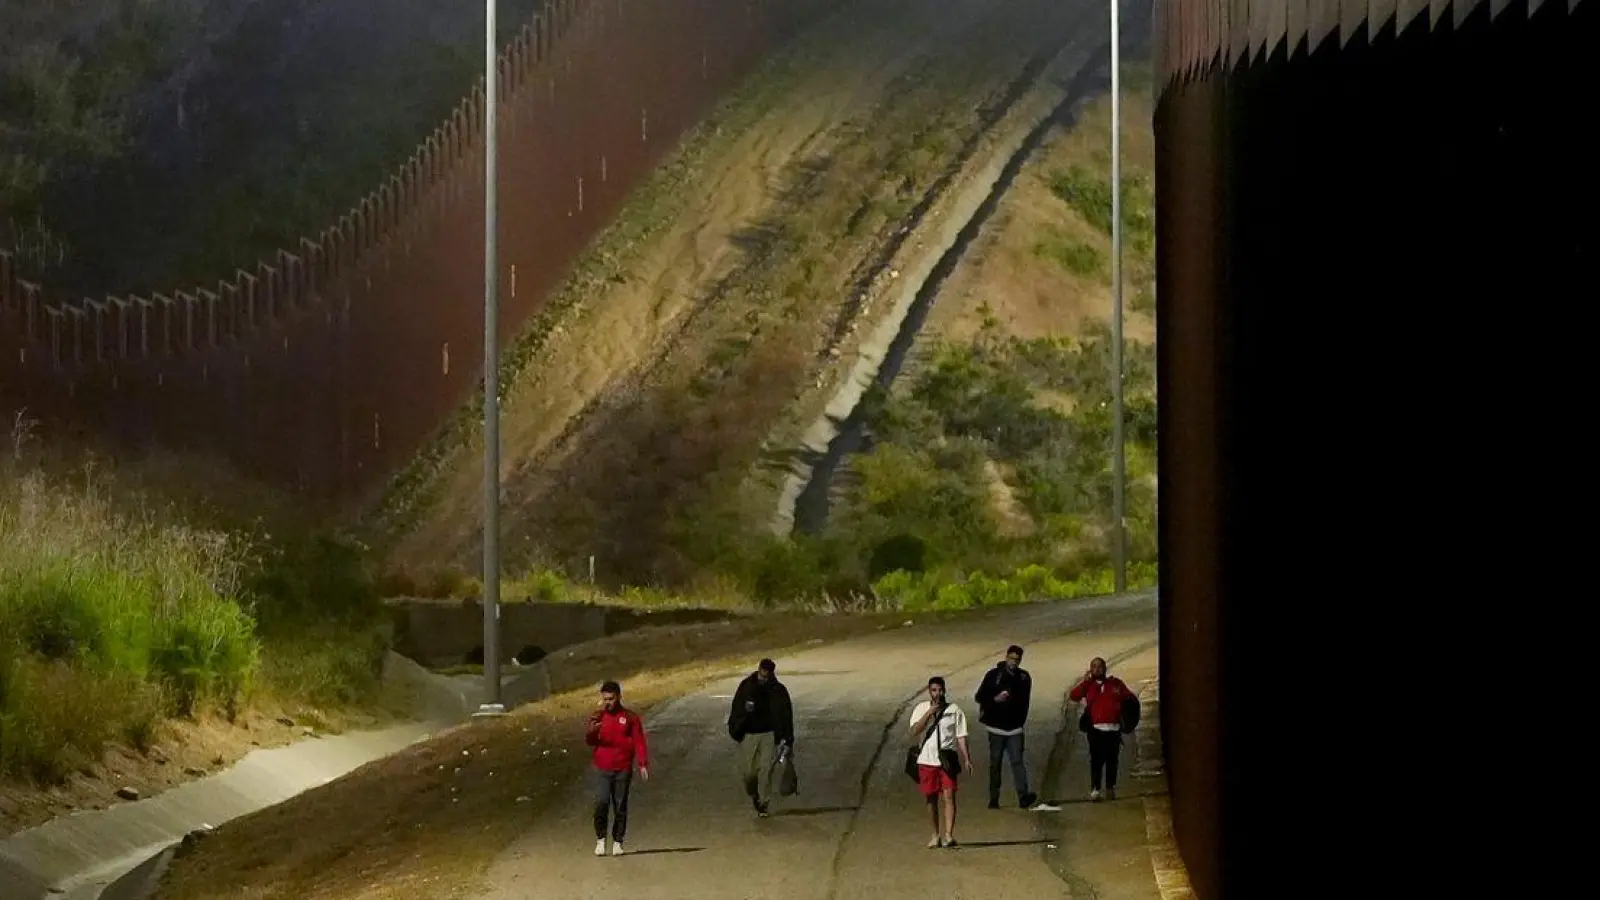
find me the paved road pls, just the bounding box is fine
[479,592,1161,900]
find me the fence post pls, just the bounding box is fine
[83,298,107,363]
[153,294,175,357]
[108,296,130,359]
[132,296,152,358]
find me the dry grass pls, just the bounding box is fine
[981,458,1037,539]
[153,607,981,900]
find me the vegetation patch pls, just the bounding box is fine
[679,311,1157,611]
[1034,229,1105,277]
[0,430,390,788]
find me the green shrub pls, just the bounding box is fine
[150,600,259,718]
[0,468,262,779]
[867,533,928,580]
[1050,165,1115,234]
[0,460,396,781]
[868,562,1156,616]
[1048,164,1156,256]
[0,652,166,782]
[1034,234,1104,277]
[746,537,832,608]
[870,569,940,609]
[521,567,570,604]
[247,533,380,629]
[943,572,1028,609]
[259,624,390,711]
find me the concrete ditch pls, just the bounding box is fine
[770,19,1121,536]
[0,652,548,900]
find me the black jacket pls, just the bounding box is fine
[727,673,795,747]
[974,663,1032,733]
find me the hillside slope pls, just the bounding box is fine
[796,63,1163,600]
[376,0,1095,588]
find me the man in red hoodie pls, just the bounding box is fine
[585,680,650,857]
[1068,657,1132,801]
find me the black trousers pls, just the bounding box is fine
[591,767,633,841]
[1087,728,1122,791]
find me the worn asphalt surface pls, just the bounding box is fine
[479,592,1162,900]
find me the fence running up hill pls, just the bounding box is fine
[0,0,830,499]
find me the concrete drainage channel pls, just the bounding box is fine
[0,603,737,899]
[771,16,1126,536]
[0,653,550,900]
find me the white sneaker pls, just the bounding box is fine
[1089,789,1103,802]
[928,834,942,849]
[610,842,625,856]
[594,839,607,857]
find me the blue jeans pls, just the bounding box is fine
[987,731,1031,803]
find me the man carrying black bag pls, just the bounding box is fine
[727,658,795,818]
[776,739,799,798]
[906,676,974,849]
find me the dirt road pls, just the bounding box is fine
[478,593,1161,900]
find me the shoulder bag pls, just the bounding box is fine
[904,705,944,782]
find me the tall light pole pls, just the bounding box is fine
[477,0,505,717]
[1109,0,1127,593]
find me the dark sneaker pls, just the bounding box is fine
[1019,792,1038,809]
[755,801,770,818]
[987,798,1000,810]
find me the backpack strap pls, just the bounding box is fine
[917,704,943,751]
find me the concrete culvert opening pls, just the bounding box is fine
[514,645,547,665]
[465,645,485,666]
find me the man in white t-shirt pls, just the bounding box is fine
[907,676,974,849]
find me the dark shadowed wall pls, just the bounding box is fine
[1152,1,1592,896]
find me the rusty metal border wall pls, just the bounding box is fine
[0,0,836,498]
[1151,1,1591,897]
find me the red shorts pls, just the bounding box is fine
[918,763,958,797]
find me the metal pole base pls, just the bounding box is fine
[473,703,508,718]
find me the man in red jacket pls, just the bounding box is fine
[1068,657,1132,801]
[585,680,650,857]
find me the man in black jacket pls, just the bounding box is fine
[727,658,795,817]
[974,645,1038,809]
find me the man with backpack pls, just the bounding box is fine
[726,658,795,818]
[1068,657,1134,801]
[586,680,650,856]
[974,644,1040,810]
